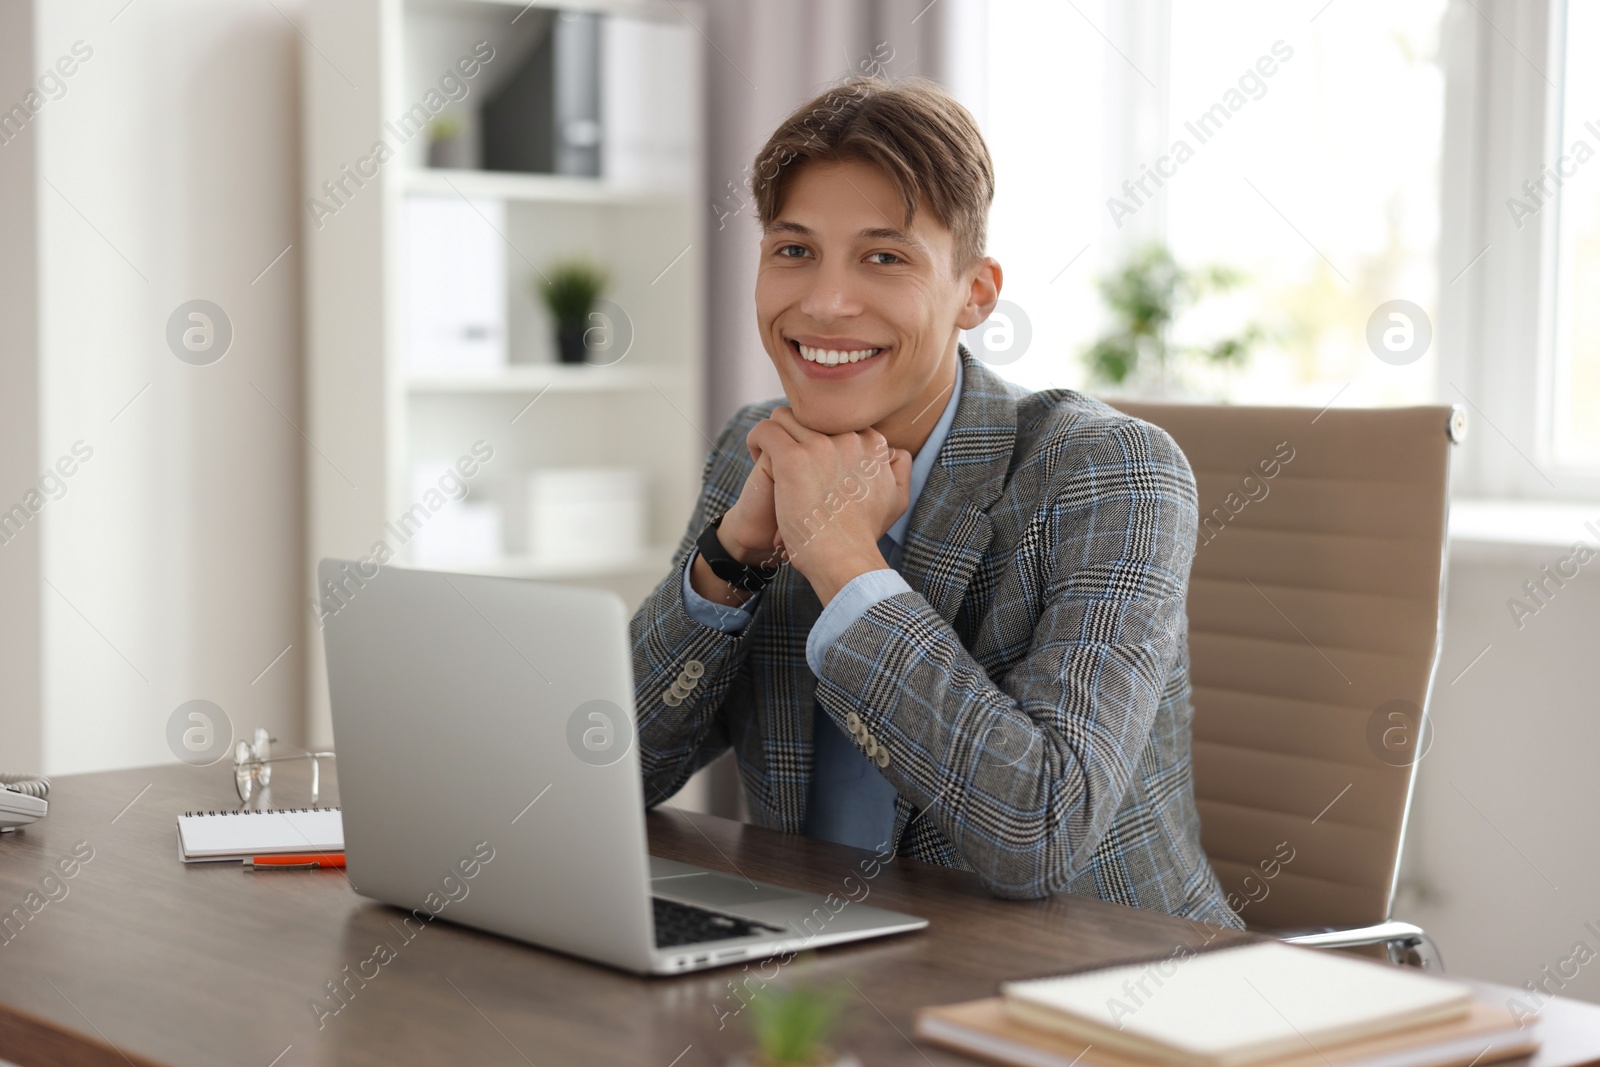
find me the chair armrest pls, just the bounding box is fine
[1276,919,1425,950]
[1270,920,1434,967]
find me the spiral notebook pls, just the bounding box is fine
[176,808,344,863]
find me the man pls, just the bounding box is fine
[630,75,1241,928]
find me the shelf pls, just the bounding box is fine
[406,364,659,394]
[1448,498,1600,566]
[401,167,684,206]
[403,0,688,21]
[399,542,678,580]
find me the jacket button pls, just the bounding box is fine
[865,738,878,758]
[875,747,890,769]
[663,691,683,707]
[675,670,697,688]
[683,660,705,678]
[845,711,861,733]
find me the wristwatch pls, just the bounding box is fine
[696,513,780,593]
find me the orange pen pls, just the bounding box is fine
[244,854,346,870]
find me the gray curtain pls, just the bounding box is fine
[697,0,989,433]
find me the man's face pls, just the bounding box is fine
[755,158,996,439]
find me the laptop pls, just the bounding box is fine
[318,559,927,975]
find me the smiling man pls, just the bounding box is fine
[630,76,1241,927]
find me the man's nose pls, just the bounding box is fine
[799,259,862,321]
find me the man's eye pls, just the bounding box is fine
[776,244,808,258]
[868,251,903,265]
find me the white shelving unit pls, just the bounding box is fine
[303,0,705,745]
[405,363,661,394]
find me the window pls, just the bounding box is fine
[1163,0,1445,408]
[1550,0,1600,468]
[978,0,1109,395]
[979,1,1447,410]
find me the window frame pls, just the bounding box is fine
[1439,0,1600,501]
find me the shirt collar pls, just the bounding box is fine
[886,355,964,551]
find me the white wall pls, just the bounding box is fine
[1397,542,1600,1004]
[24,0,306,774]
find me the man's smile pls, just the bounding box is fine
[785,334,890,379]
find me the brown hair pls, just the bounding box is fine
[750,75,994,275]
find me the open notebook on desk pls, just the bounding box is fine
[176,808,344,863]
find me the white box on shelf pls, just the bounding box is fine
[527,467,646,564]
[403,195,507,373]
[406,462,503,565]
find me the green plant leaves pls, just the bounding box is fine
[1081,242,1262,393]
[539,259,609,326]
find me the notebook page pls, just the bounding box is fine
[177,809,344,860]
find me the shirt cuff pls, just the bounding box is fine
[805,568,911,676]
[680,547,761,633]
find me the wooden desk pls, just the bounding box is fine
[0,764,1594,1067]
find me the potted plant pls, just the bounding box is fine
[425,115,472,169]
[730,983,859,1067]
[538,259,610,365]
[1082,243,1264,398]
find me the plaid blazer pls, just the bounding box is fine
[631,345,1242,927]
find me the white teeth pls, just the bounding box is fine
[796,342,882,366]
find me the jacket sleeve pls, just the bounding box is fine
[813,418,1198,898]
[630,406,765,808]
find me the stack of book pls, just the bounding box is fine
[915,941,1537,1067]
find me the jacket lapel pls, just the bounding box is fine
[897,344,1021,626]
[889,344,1022,850]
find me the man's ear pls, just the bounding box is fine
[955,256,1003,331]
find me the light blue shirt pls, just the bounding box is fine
[679,357,964,849]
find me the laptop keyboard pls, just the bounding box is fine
[651,896,785,949]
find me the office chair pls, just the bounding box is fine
[1108,398,1467,968]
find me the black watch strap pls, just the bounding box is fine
[696,513,779,593]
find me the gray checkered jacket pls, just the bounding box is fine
[631,345,1242,927]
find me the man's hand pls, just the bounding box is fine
[747,407,912,605]
[716,447,783,567]
[687,445,784,609]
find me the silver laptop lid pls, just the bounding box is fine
[318,559,656,972]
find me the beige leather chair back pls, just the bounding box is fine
[1108,401,1461,931]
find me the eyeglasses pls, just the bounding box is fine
[232,728,336,807]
